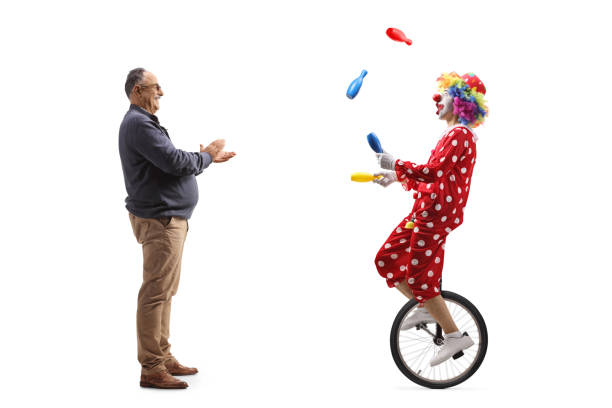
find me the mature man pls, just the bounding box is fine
[118,68,235,389]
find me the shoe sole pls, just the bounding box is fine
[140,381,188,389]
[168,372,198,376]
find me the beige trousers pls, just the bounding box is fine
[129,213,188,375]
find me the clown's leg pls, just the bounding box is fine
[396,280,415,299]
[423,295,458,334]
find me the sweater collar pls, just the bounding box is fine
[130,104,159,124]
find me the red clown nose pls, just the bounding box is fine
[433,93,442,102]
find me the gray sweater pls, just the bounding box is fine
[118,104,212,219]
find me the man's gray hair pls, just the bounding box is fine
[125,68,146,98]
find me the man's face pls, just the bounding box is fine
[434,90,454,120]
[134,71,163,114]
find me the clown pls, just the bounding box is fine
[373,72,488,366]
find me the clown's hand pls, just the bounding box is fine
[376,152,396,170]
[372,171,397,188]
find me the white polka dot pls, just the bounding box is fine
[414,227,419,232]
[378,261,385,267]
[412,163,417,168]
[441,216,447,222]
[398,161,404,165]
[462,129,467,134]
[427,222,434,228]
[466,186,469,191]
[445,227,452,233]
[387,273,393,278]
[396,228,402,233]
[418,192,422,198]
[405,247,411,253]
[418,178,424,182]
[425,250,432,256]
[440,147,444,152]
[407,169,413,174]
[400,174,406,179]
[400,265,406,271]
[408,278,415,284]
[434,287,439,293]
[446,196,452,202]
[460,156,465,161]
[440,183,444,190]
[423,167,429,174]
[461,167,467,174]
[466,177,469,184]
[454,218,460,224]
[435,257,440,264]
[471,158,475,164]
[450,175,455,181]
[417,240,425,247]
[421,284,428,290]
[411,259,419,266]
[458,187,462,194]
[385,243,392,248]
[464,140,469,147]
[430,193,437,199]
[391,254,398,260]
[468,148,472,154]
[452,208,457,214]
[442,244,446,250]
[452,155,457,162]
[400,239,407,244]
[394,281,400,286]
[427,270,434,277]
[421,202,425,209]
[427,183,431,189]
[422,211,429,217]
[417,296,423,300]
[452,140,458,146]
[440,157,445,162]
[435,204,442,211]
[459,198,463,204]
[436,170,443,177]
[433,234,440,240]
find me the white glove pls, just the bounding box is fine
[373,171,397,187]
[376,152,396,170]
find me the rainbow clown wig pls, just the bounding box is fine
[437,72,488,128]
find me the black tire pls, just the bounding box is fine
[390,291,488,389]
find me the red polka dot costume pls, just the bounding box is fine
[374,124,477,303]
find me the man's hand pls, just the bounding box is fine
[201,139,225,158]
[213,151,236,163]
[200,140,236,163]
[376,152,396,170]
[372,171,397,187]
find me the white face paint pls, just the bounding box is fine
[436,91,454,120]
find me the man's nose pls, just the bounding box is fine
[433,93,441,103]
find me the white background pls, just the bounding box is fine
[1,0,610,406]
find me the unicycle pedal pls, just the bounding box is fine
[452,351,464,359]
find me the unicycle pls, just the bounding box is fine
[390,288,487,389]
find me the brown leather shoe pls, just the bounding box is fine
[140,370,188,389]
[166,360,199,376]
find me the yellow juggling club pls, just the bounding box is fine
[351,172,383,182]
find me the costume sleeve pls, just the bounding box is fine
[399,178,417,192]
[394,127,471,183]
[130,120,212,177]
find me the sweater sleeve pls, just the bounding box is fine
[394,127,470,183]
[131,120,212,177]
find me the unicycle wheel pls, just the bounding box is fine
[390,291,488,389]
